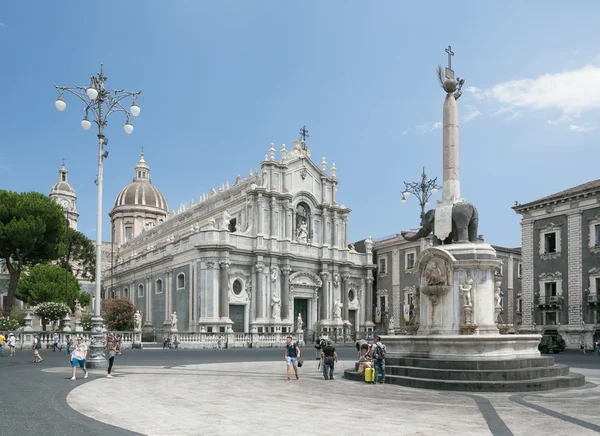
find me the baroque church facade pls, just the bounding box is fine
[104,139,375,335]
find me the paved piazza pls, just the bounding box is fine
[44,357,600,436]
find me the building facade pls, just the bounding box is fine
[105,141,375,335]
[514,180,600,347]
[373,235,521,334]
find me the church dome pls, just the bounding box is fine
[113,153,168,212]
[50,162,76,194]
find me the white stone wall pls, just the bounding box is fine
[521,221,534,328]
[567,212,583,325]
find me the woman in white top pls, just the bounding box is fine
[70,337,89,381]
[8,333,16,356]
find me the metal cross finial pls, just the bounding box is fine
[62,157,65,166]
[141,145,144,154]
[445,45,454,70]
[299,125,310,142]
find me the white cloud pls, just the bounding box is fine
[568,124,597,132]
[463,107,481,122]
[414,121,442,134]
[467,64,600,118]
[401,131,408,136]
[0,23,5,28]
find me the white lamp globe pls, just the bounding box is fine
[55,98,67,112]
[81,118,92,131]
[425,201,430,207]
[432,188,438,195]
[124,122,134,135]
[403,191,410,198]
[130,103,141,117]
[86,87,99,100]
[401,198,407,205]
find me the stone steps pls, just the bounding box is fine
[385,364,570,381]
[384,356,556,370]
[343,369,585,392]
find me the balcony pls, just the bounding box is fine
[538,295,563,308]
[588,294,599,305]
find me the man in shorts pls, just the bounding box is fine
[284,336,301,381]
[32,333,43,363]
[70,337,89,380]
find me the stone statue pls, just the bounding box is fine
[134,310,142,332]
[388,316,394,332]
[494,280,503,308]
[333,273,340,288]
[170,311,178,328]
[270,267,278,282]
[271,294,281,320]
[222,210,232,230]
[296,313,303,331]
[296,219,308,243]
[291,139,310,158]
[333,299,342,321]
[364,236,373,253]
[73,299,83,321]
[424,261,447,286]
[349,243,357,253]
[460,278,473,307]
[208,217,217,229]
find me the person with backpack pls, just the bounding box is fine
[32,333,43,363]
[284,336,301,381]
[372,336,387,384]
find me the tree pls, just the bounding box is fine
[101,298,135,331]
[60,228,96,281]
[33,302,70,331]
[16,264,91,310]
[0,191,65,310]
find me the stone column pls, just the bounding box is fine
[319,271,329,321]
[164,268,172,325]
[270,198,276,238]
[190,260,197,330]
[322,210,329,246]
[521,221,534,329]
[257,196,264,236]
[342,274,350,322]
[255,264,264,320]
[567,211,583,326]
[442,91,461,201]
[219,261,230,319]
[365,276,374,325]
[281,267,291,320]
[507,253,514,325]
[332,211,339,248]
[145,275,152,325]
[283,201,291,240]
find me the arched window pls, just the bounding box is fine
[110,290,116,299]
[177,273,185,289]
[155,279,163,294]
[138,284,144,298]
[294,202,311,243]
[123,287,129,299]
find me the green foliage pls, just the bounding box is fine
[33,301,70,331]
[80,314,93,331]
[16,264,90,310]
[101,298,135,331]
[0,191,66,310]
[0,316,21,331]
[60,228,96,281]
[8,307,25,327]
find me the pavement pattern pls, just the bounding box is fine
[1,348,600,436]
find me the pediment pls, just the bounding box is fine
[289,271,323,288]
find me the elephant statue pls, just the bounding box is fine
[401,202,479,245]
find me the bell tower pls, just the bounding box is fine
[49,160,79,230]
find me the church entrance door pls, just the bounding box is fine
[349,309,357,331]
[229,305,245,332]
[294,298,309,332]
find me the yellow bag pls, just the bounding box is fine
[364,367,375,383]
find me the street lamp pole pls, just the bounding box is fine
[54,64,141,369]
[401,167,442,249]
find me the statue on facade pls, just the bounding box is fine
[494,280,503,308]
[222,210,232,230]
[134,310,142,332]
[333,273,340,287]
[424,261,447,286]
[296,313,303,331]
[73,299,83,321]
[333,299,343,321]
[170,311,178,328]
[296,219,308,243]
[270,267,278,282]
[460,278,473,307]
[271,294,281,320]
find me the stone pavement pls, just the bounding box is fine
[50,360,600,436]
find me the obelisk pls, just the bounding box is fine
[435,45,465,242]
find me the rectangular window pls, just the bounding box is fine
[544,232,557,253]
[378,258,387,274]
[517,263,522,278]
[545,312,557,325]
[155,280,163,294]
[595,225,600,247]
[518,298,523,313]
[406,253,415,269]
[545,282,557,296]
[125,226,133,241]
[596,277,600,294]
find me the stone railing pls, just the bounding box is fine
[8,331,136,350]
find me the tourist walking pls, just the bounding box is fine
[8,332,16,356]
[70,337,88,380]
[115,334,123,354]
[284,336,301,381]
[372,336,387,384]
[321,340,338,380]
[32,333,43,363]
[106,335,117,379]
[53,333,62,352]
[0,331,5,356]
[65,336,73,356]
[580,340,586,354]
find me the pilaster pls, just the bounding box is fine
[281,266,291,320]
[319,270,330,321]
[567,211,583,325]
[255,263,264,319]
[219,260,230,319]
[342,273,350,322]
[521,221,534,329]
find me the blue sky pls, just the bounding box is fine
[1,1,600,248]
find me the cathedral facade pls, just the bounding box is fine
[104,140,375,335]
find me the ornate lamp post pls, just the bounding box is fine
[54,64,141,368]
[401,167,442,248]
[61,205,69,305]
